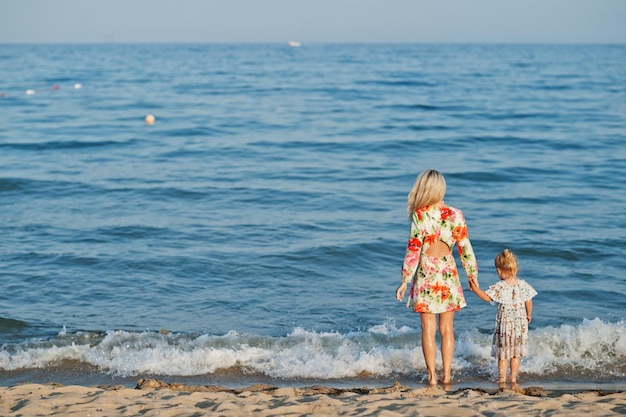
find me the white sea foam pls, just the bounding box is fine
[525,318,626,376]
[1,318,624,381]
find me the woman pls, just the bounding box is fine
[395,169,478,385]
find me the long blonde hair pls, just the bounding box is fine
[495,249,518,276]
[406,169,446,218]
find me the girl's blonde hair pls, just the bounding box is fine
[407,169,446,218]
[495,249,518,276]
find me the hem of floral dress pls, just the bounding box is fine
[492,347,529,359]
[411,303,466,314]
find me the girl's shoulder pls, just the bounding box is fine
[484,280,510,303]
[517,279,538,299]
[488,280,509,292]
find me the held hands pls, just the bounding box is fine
[468,278,494,303]
[396,282,407,301]
[468,277,479,292]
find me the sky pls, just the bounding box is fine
[1,0,625,44]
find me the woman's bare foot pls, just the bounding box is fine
[440,378,453,391]
[426,370,438,386]
[441,371,452,385]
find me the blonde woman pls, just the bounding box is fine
[396,169,478,385]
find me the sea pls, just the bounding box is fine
[0,43,625,391]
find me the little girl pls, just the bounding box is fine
[469,249,537,384]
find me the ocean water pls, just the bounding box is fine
[0,43,625,390]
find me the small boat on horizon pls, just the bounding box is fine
[287,41,301,47]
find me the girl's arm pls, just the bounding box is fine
[468,279,492,302]
[525,300,533,323]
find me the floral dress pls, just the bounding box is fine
[402,204,478,314]
[485,280,537,359]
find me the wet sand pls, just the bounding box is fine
[1,379,624,416]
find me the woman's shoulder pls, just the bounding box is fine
[415,204,465,223]
[440,203,461,212]
[414,204,440,219]
[440,204,465,221]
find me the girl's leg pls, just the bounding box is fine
[420,313,438,385]
[510,357,521,383]
[439,311,455,384]
[498,359,508,382]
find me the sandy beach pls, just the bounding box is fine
[1,379,624,417]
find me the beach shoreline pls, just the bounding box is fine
[1,378,624,417]
[2,366,625,392]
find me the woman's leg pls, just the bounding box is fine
[420,313,438,384]
[439,311,455,383]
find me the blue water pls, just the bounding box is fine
[0,43,625,389]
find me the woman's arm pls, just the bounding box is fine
[397,214,424,301]
[453,211,478,284]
